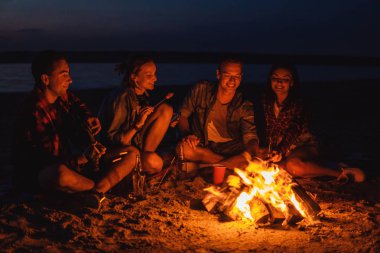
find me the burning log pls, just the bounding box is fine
[203,158,321,225]
[249,198,270,223]
[291,184,321,220]
[265,204,285,223]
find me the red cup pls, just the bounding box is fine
[213,166,226,185]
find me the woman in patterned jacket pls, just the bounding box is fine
[260,63,365,182]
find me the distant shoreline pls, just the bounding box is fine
[1,51,380,66]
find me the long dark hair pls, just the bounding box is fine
[265,63,300,103]
[115,55,155,88]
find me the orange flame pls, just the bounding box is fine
[225,159,312,223]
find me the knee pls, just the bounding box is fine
[176,141,196,161]
[285,158,307,177]
[117,145,140,168]
[56,164,76,188]
[142,152,163,174]
[157,103,173,119]
[124,146,140,158]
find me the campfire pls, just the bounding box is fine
[203,159,321,225]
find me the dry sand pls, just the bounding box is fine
[1,173,379,252]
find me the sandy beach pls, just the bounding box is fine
[0,81,379,252]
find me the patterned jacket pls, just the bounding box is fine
[180,80,258,146]
[263,95,316,156]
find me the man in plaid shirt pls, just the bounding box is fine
[177,58,259,184]
[12,51,139,209]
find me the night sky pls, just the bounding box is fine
[1,0,380,57]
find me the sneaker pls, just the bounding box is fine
[75,190,106,210]
[337,167,366,183]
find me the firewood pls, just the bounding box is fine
[249,198,270,223]
[291,184,321,220]
[283,204,304,225]
[202,193,219,212]
[265,203,285,224]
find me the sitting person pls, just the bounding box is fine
[258,63,365,182]
[12,50,139,209]
[177,58,260,184]
[98,56,173,177]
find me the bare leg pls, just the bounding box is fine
[219,154,249,170]
[141,151,163,174]
[283,146,340,178]
[180,141,224,164]
[38,164,95,193]
[95,146,139,193]
[142,103,173,152]
[179,141,248,169]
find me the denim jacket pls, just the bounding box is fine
[180,80,258,146]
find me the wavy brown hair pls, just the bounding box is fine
[115,55,155,88]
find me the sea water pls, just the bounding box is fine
[0,63,380,92]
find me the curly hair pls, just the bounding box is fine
[115,55,155,88]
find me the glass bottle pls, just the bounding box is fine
[132,154,146,198]
[177,143,187,179]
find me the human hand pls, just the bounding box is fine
[267,150,282,163]
[77,154,89,166]
[182,135,200,149]
[84,142,107,163]
[170,113,180,128]
[170,119,179,128]
[136,106,154,129]
[87,117,101,135]
[257,147,270,160]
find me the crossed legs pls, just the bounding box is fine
[178,140,248,169]
[177,140,249,185]
[38,146,139,194]
[140,103,173,174]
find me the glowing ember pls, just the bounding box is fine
[204,159,321,225]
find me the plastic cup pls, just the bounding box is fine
[213,166,226,185]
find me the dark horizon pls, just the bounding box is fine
[1,51,380,66]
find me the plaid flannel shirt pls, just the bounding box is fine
[263,95,315,155]
[180,80,259,147]
[12,87,92,176]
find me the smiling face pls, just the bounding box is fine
[41,59,72,102]
[270,68,294,98]
[216,62,243,94]
[132,61,157,94]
